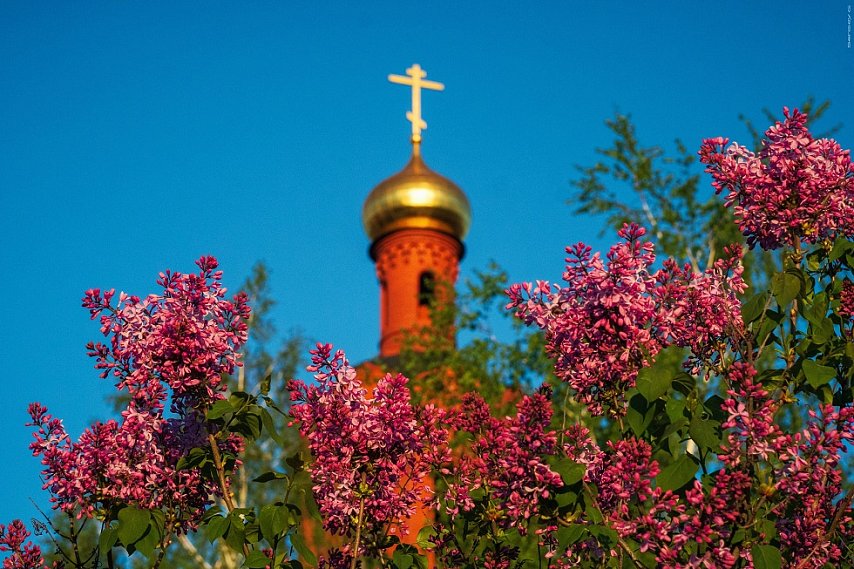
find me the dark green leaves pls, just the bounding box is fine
[689,413,721,452]
[206,515,230,542]
[117,506,151,546]
[751,544,782,569]
[656,455,698,491]
[391,544,427,569]
[553,459,586,486]
[742,292,769,324]
[244,550,273,568]
[636,347,682,402]
[802,360,836,388]
[207,399,234,421]
[771,269,803,308]
[258,504,289,541]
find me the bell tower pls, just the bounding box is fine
[362,64,471,357]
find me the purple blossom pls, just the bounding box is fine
[507,224,745,416]
[699,107,854,250]
[28,257,250,531]
[288,344,449,547]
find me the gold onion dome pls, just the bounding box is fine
[362,144,471,242]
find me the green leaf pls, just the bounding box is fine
[751,544,782,569]
[260,408,279,442]
[291,532,317,566]
[245,550,273,568]
[703,395,727,423]
[207,400,234,421]
[803,360,836,388]
[224,515,246,553]
[588,524,618,547]
[416,526,436,550]
[626,394,655,436]
[810,318,834,345]
[253,471,289,483]
[259,372,272,396]
[206,515,229,542]
[656,455,698,491]
[829,238,853,261]
[286,453,305,472]
[636,353,677,402]
[689,414,720,452]
[771,271,801,308]
[556,524,586,549]
[671,372,695,396]
[99,526,118,552]
[665,395,687,423]
[553,459,586,486]
[134,525,160,558]
[259,504,288,541]
[803,292,829,326]
[117,506,151,546]
[244,523,260,545]
[233,411,262,440]
[742,292,768,324]
[177,446,209,470]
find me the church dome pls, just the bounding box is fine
[362,146,471,242]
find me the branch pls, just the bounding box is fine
[351,492,366,569]
[177,534,214,569]
[208,433,251,559]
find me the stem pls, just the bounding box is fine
[559,387,571,447]
[208,433,251,559]
[152,519,174,569]
[66,512,83,567]
[208,434,236,511]
[351,494,366,569]
[153,544,168,569]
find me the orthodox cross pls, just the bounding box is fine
[388,64,444,143]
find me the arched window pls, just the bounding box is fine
[418,271,435,306]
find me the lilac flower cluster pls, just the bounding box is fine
[699,107,854,250]
[27,257,250,530]
[507,224,745,416]
[288,344,449,548]
[0,520,52,569]
[444,387,563,533]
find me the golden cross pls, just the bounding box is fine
[388,64,444,143]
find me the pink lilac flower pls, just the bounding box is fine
[673,246,747,376]
[839,279,854,321]
[288,344,448,547]
[507,224,745,416]
[0,520,52,569]
[587,438,659,520]
[719,362,782,466]
[317,549,357,569]
[699,107,854,250]
[772,405,854,567]
[28,257,250,531]
[444,387,563,535]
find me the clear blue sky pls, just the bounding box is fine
[1,2,851,525]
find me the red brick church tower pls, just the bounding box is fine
[303,64,470,558]
[362,64,471,358]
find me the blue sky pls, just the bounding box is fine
[1,2,851,525]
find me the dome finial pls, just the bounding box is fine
[388,64,444,147]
